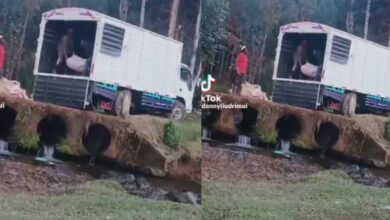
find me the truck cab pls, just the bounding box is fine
[171,64,194,120]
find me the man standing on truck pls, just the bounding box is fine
[0,35,5,78]
[55,28,74,74]
[292,40,308,79]
[232,45,248,95]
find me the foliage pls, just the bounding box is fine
[385,121,390,142]
[164,121,181,149]
[12,129,40,149]
[203,170,390,220]
[201,0,229,66]
[256,126,278,145]
[175,119,201,157]
[213,83,230,93]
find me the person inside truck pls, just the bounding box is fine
[291,40,307,79]
[232,44,248,95]
[0,35,5,78]
[292,40,322,81]
[55,28,75,74]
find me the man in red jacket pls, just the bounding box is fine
[232,45,248,95]
[0,35,5,78]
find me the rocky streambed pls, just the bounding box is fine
[0,154,201,206]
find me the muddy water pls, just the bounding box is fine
[0,148,200,195]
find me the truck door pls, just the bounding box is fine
[178,66,194,112]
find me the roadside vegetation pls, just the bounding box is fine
[203,170,390,220]
[0,180,200,220]
[164,113,201,157]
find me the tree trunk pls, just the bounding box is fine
[62,0,74,7]
[140,0,147,28]
[168,0,180,39]
[388,27,390,47]
[346,0,355,33]
[255,24,269,85]
[15,11,30,81]
[193,58,203,87]
[364,0,371,39]
[189,0,202,76]
[119,0,129,21]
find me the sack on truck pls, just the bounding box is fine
[66,54,87,73]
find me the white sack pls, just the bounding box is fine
[300,62,318,78]
[66,54,87,73]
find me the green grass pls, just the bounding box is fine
[0,180,200,220]
[175,120,201,157]
[203,171,390,220]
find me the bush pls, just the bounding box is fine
[164,121,180,149]
[213,83,230,93]
[385,121,390,142]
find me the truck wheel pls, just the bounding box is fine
[115,90,132,117]
[342,93,357,116]
[170,101,186,121]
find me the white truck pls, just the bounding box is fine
[272,22,390,115]
[32,8,195,120]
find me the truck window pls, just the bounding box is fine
[330,36,351,64]
[100,24,125,57]
[181,68,192,90]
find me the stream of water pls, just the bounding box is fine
[0,139,9,153]
[202,128,211,140]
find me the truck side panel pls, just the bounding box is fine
[92,17,182,98]
[324,30,390,98]
[92,20,129,87]
[135,32,182,97]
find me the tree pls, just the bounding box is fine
[139,0,147,28]
[190,0,201,77]
[62,0,73,7]
[346,0,355,33]
[168,0,180,38]
[200,0,229,71]
[119,0,129,21]
[364,0,371,39]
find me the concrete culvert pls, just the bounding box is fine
[82,124,111,154]
[276,114,301,140]
[37,115,67,146]
[202,109,221,127]
[237,107,258,134]
[0,106,17,139]
[315,122,340,148]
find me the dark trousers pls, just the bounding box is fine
[232,74,245,95]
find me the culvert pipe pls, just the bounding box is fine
[37,114,67,146]
[0,106,17,139]
[275,114,301,141]
[82,124,111,155]
[315,122,340,148]
[202,109,221,127]
[237,107,258,135]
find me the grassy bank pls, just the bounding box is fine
[173,114,201,157]
[203,171,390,220]
[0,180,200,220]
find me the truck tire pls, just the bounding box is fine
[115,90,132,117]
[342,93,357,116]
[170,101,186,121]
